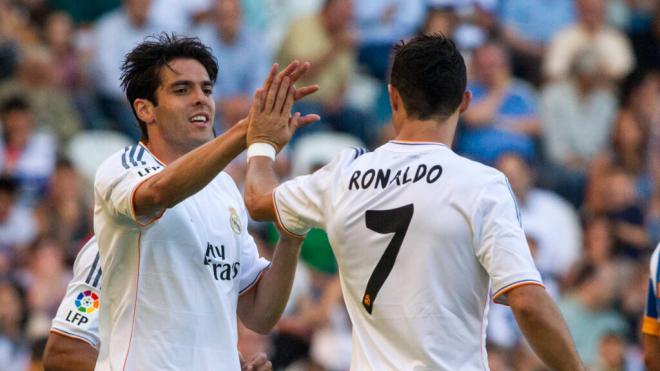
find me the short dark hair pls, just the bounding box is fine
[390,34,466,120]
[0,95,30,117]
[0,176,17,195]
[120,33,218,141]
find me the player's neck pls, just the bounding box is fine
[142,137,190,165]
[394,117,457,146]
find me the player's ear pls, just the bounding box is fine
[458,90,472,113]
[388,84,400,113]
[134,98,156,125]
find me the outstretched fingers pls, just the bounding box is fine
[293,84,319,101]
[264,73,281,114]
[261,63,279,97]
[273,76,291,114]
[287,61,310,84]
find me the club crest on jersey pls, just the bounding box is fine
[229,207,241,234]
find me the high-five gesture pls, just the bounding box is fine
[247,61,320,152]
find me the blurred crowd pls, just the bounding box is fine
[0,0,659,370]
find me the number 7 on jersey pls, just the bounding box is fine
[362,204,414,314]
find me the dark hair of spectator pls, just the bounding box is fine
[390,33,466,121]
[619,68,654,107]
[573,262,598,288]
[0,95,30,118]
[0,275,30,333]
[0,176,18,196]
[120,33,218,141]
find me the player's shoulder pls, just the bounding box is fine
[73,237,99,273]
[72,237,102,287]
[447,152,507,188]
[95,143,164,184]
[316,146,369,175]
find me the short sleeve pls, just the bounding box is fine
[50,239,102,348]
[643,245,660,336]
[94,145,165,227]
[273,148,357,237]
[472,175,543,305]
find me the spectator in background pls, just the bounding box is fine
[544,0,635,84]
[496,152,582,280]
[241,0,322,59]
[0,0,26,81]
[91,0,161,139]
[149,0,210,34]
[0,46,83,145]
[586,69,660,216]
[0,177,37,273]
[458,42,539,166]
[558,262,628,365]
[0,96,56,205]
[277,0,374,146]
[0,276,30,371]
[35,158,92,259]
[583,216,615,265]
[598,168,649,258]
[354,0,425,81]
[20,238,71,339]
[540,48,617,207]
[42,11,106,131]
[499,0,575,85]
[196,0,270,130]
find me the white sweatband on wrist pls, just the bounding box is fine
[247,143,277,161]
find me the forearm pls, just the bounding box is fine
[643,334,660,370]
[509,286,584,371]
[244,156,279,221]
[135,122,247,216]
[43,333,98,371]
[238,235,302,333]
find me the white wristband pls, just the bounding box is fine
[247,143,277,161]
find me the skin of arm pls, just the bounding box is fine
[43,332,98,371]
[643,334,660,371]
[507,284,584,371]
[236,233,303,334]
[134,62,318,219]
[133,118,249,218]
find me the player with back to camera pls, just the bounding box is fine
[92,33,319,370]
[243,33,585,370]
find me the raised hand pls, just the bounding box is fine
[247,61,321,151]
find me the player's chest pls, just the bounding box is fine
[147,188,245,282]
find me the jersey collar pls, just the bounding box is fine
[138,141,166,166]
[387,140,449,148]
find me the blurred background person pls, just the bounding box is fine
[458,41,540,166]
[544,0,635,84]
[195,0,270,131]
[277,0,375,147]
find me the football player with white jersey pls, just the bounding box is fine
[642,243,660,369]
[243,34,584,370]
[92,34,319,370]
[43,237,273,371]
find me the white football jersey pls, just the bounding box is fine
[50,237,102,348]
[93,143,270,371]
[274,141,543,371]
